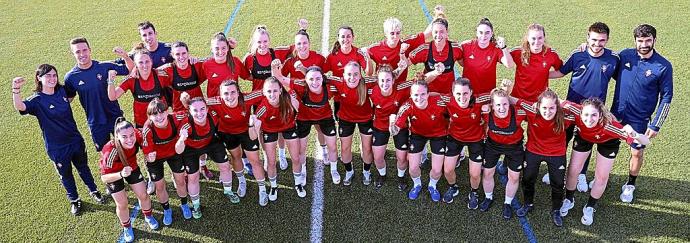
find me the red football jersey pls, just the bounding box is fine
[119,72,171,126]
[243,46,293,91]
[99,130,143,174]
[207,91,262,134]
[563,102,634,144]
[142,114,182,160]
[510,48,563,102]
[324,47,367,78]
[329,76,376,122]
[443,94,489,142]
[370,80,412,131]
[409,41,463,94]
[395,95,449,137]
[518,100,574,156]
[368,32,426,84]
[460,40,505,95]
[202,57,250,98]
[290,80,336,121]
[281,51,326,79]
[158,62,206,112]
[255,91,297,133]
[177,111,219,149]
[484,104,527,145]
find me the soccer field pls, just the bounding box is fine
[1,0,689,242]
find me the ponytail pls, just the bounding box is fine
[212,32,236,73]
[112,117,134,166]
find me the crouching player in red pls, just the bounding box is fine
[560,98,649,226]
[99,119,158,243]
[391,78,449,202]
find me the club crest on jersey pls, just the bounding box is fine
[601,65,608,73]
[645,70,652,77]
[431,114,436,120]
[78,80,85,86]
[241,111,246,117]
[161,57,166,63]
[542,62,547,68]
[487,56,491,61]
[97,74,102,80]
[595,134,601,140]
[394,101,399,106]
[471,113,476,119]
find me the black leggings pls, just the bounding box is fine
[522,150,566,211]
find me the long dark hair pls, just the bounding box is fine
[112,117,134,166]
[477,17,496,44]
[265,77,293,122]
[293,29,310,57]
[34,64,61,92]
[331,26,354,55]
[212,32,236,72]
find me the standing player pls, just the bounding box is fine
[203,32,250,98]
[12,64,106,216]
[391,78,449,202]
[510,23,563,102]
[158,41,207,112]
[560,98,650,225]
[99,118,159,242]
[326,26,369,77]
[545,22,619,191]
[369,65,412,191]
[408,18,463,94]
[114,21,173,69]
[610,24,672,203]
[64,37,133,152]
[460,17,515,95]
[108,44,171,128]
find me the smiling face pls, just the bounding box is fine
[134,53,153,78]
[263,81,282,106]
[188,100,208,124]
[538,97,558,121]
[70,42,92,66]
[295,34,310,56]
[492,96,510,118]
[211,39,228,62]
[410,84,429,108]
[305,70,323,93]
[254,32,270,54]
[432,23,448,44]
[581,104,601,128]
[635,36,655,56]
[172,46,189,66]
[476,24,493,47]
[343,64,361,89]
[139,27,157,49]
[527,29,545,53]
[148,110,169,128]
[338,28,353,49]
[117,127,137,149]
[384,25,402,46]
[452,84,472,108]
[38,69,58,90]
[377,71,394,94]
[220,84,239,107]
[587,31,609,55]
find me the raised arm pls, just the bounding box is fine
[11,77,27,112]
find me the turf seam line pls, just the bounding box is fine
[416,0,460,78]
[223,0,245,35]
[116,203,140,243]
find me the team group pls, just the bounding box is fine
[11,6,672,242]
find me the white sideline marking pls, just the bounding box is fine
[310,1,329,242]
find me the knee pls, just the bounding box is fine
[630,149,644,158]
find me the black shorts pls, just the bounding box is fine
[572,134,621,159]
[483,138,525,172]
[146,156,184,182]
[371,127,409,150]
[263,127,299,143]
[297,119,337,138]
[409,133,446,155]
[524,150,566,168]
[338,120,373,137]
[446,136,484,162]
[183,141,228,173]
[106,167,145,194]
[218,131,260,152]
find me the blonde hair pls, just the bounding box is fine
[383,18,402,33]
[520,23,550,65]
[248,25,270,55]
